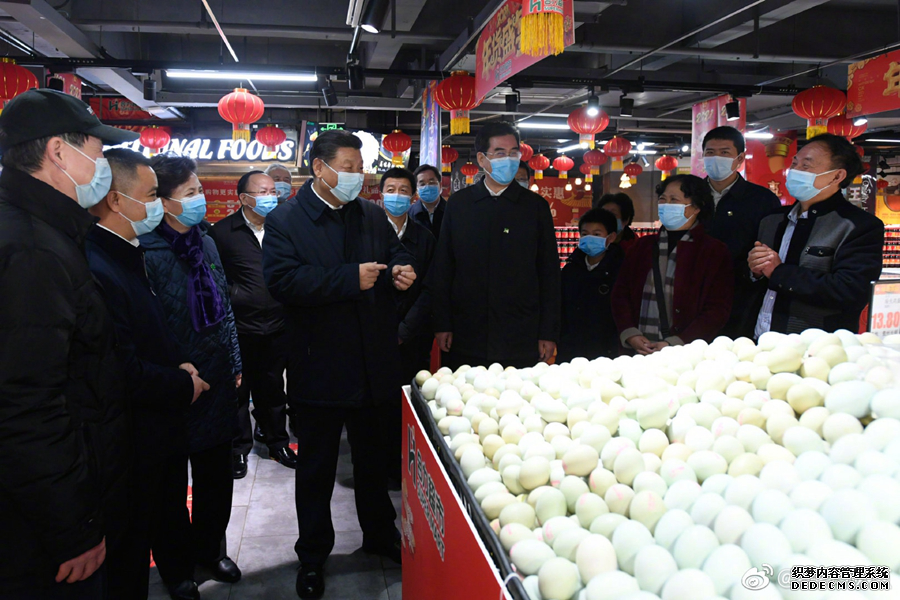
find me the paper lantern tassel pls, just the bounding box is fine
[520,10,565,57]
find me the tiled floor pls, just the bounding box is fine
[148,431,403,600]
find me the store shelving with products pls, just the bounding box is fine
[885,225,900,269]
[555,226,579,268]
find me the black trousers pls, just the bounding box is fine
[442,348,539,371]
[153,441,233,587]
[0,567,106,600]
[382,336,432,479]
[234,330,290,455]
[294,405,398,566]
[106,453,187,599]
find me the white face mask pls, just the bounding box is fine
[321,161,364,203]
[55,142,113,209]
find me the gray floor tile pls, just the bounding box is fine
[255,455,297,479]
[232,455,259,507]
[243,479,299,538]
[385,568,402,600]
[227,505,248,560]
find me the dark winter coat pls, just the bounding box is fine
[559,245,625,362]
[408,197,446,238]
[754,193,884,334]
[208,208,285,336]
[139,225,241,454]
[705,174,783,338]
[397,217,436,378]
[430,180,561,365]
[0,168,129,590]
[263,181,416,407]
[86,226,194,458]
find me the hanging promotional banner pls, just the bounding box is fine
[847,49,900,118]
[691,95,746,178]
[199,179,241,223]
[875,175,900,226]
[420,81,442,169]
[49,73,83,99]
[475,0,575,100]
[744,130,798,206]
[532,176,592,227]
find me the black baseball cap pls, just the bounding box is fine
[0,88,139,151]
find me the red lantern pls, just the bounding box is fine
[519,142,534,163]
[0,58,38,112]
[434,71,482,135]
[877,179,890,190]
[624,163,643,184]
[579,163,594,183]
[826,113,867,141]
[604,137,632,171]
[139,126,170,156]
[792,85,846,140]
[383,129,412,166]
[568,106,610,149]
[553,155,575,179]
[583,149,608,176]
[460,162,480,185]
[441,145,459,173]
[655,155,679,181]
[256,125,287,153]
[529,154,551,180]
[218,88,265,141]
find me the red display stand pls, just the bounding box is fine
[401,387,517,600]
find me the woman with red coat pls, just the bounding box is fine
[612,174,733,355]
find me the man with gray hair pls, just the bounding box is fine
[265,162,294,203]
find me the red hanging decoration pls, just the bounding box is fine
[568,106,610,149]
[792,86,846,140]
[383,130,412,166]
[624,163,643,184]
[520,0,566,57]
[553,155,575,179]
[139,126,171,156]
[579,162,594,183]
[583,149,608,175]
[604,137,633,171]
[460,162,480,185]
[655,155,679,181]
[529,154,551,180]
[218,88,265,142]
[826,113,867,141]
[256,125,287,153]
[877,179,890,191]
[0,58,38,114]
[434,71,482,135]
[519,142,534,163]
[441,145,459,173]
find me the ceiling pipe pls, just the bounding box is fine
[569,42,851,65]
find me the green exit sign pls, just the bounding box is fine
[320,123,344,131]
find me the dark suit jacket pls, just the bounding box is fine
[408,197,446,238]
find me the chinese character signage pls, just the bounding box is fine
[847,49,900,118]
[474,0,575,100]
[199,179,240,223]
[869,281,900,338]
[691,95,746,178]
[420,81,442,170]
[531,177,592,227]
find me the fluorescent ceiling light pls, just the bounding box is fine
[166,69,318,82]
[863,139,900,143]
[633,150,657,155]
[557,138,571,143]
[558,143,587,152]
[518,122,571,130]
[682,144,690,153]
[854,117,868,126]
[745,132,774,140]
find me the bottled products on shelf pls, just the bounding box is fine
[555,226,579,268]
[885,225,900,269]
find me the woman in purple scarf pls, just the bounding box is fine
[139,154,243,598]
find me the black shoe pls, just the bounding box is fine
[270,445,298,469]
[200,556,241,583]
[362,538,402,565]
[296,563,325,599]
[253,424,268,445]
[167,580,200,600]
[232,453,248,479]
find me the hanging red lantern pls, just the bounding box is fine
[604,137,632,171]
[826,113,867,141]
[655,155,679,181]
[139,126,171,156]
[624,163,643,184]
[441,145,459,173]
[434,71,482,135]
[519,142,534,163]
[256,125,287,153]
[583,149,608,175]
[218,88,265,141]
[568,106,610,149]
[877,179,890,190]
[460,162,480,185]
[553,155,575,179]
[529,154,551,180]
[0,58,38,113]
[855,145,865,158]
[383,129,412,166]
[520,0,566,57]
[792,85,846,140]
[579,163,594,183]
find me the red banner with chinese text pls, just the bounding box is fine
[199,179,241,223]
[475,0,575,100]
[691,95,746,178]
[532,176,593,227]
[49,73,82,99]
[847,49,900,118]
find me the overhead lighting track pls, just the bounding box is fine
[166,69,318,82]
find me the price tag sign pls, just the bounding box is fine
[869,280,900,338]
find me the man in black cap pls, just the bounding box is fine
[0,89,137,598]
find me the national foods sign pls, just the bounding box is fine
[109,136,298,162]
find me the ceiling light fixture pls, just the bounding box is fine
[360,0,389,33]
[725,99,741,121]
[745,132,774,140]
[565,183,573,191]
[853,117,868,127]
[166,69,318,82]
[584,183,592,191]
[530,183,539,192]
[558,143,588,152]
[682,144,690,153]
[518,122,571,130]
[586,88,600,117]
[620,94,634,118]
[864,139,900,144]
[321,78,338,107]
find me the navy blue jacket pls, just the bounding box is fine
[86,226,193,459]
[397,218,436,342]
[139,225,241,454]
[408,197,445,238]
[263,181,416,408]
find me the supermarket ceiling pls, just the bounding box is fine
[3,0,900,156]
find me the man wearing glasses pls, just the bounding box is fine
[431,122,561,370]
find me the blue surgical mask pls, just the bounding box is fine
[418,184,441,204]
[616,218,624,233]
[322,161,364,203]
[57,142,113,209]
[249,194,278,218]
[487,156,519,186]
[517,179,529,189]
[118,192,164,237]
[274,181,292,201]
[703,155,737,182]
[579,235,607,257]
[785,168,839,202]
[168,193,207,228]
[658,203,693,230]
[383,193,411,217]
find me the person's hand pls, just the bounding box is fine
[179,362,199,377]
[647,341,670,353]
[760,252,782,279]
[749,242,777,277]
[627,335,655,355]
[359,262,387,291]
[538,340,557,363]
[56,538,105,583]
[236,374,242,388]
[392,264,417,291]
[191,375,210,403]
[436,332,453,352]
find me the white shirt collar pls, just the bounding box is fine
[709,177,738,206]
[484,179,509,197]
[97,224,139,247]
[585,256,601,271]
[388,214,408,239]
[311,181,344,210]
[240,206,264,232]
[787,203,809,223]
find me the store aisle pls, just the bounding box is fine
[148,431,403,600]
